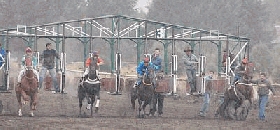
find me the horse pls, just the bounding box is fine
[15,56,38,117]
[78,56,101,117]
[136,67,156,118]
[216,62,254,120]
[130,69,161,111]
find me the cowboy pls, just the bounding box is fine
[183,46,198,95]
[17,47,39,87]
[82,51,104,79]
[231,57,248,87]
[133,57,159,88]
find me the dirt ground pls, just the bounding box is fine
[0,81,280,130]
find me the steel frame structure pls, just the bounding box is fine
[0,15,250,94]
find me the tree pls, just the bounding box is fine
[147,0,274,44]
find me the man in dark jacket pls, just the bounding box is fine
[150,48,164,116]
[39,43,60,93]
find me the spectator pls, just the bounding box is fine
[199,70,214,117]
[250,72,276,121]
[183,47,198,95]
[151,48,164,116]
[39,43,60,93]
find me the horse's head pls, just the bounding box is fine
[142,66,155,85]
[25,56,33,71]
[88,57,98,80]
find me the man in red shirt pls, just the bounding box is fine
[82,51,104,78]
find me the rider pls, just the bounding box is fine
[133,57,159,88]
[231,57,248,87]
[82,51,104,79]
[17,47,39,87]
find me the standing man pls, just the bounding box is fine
[39,43,60,93]
[199,70,214,117]
[151,48,162,72]
[250,72,276,121]
[183,47,198,95]
[151,48,164,116]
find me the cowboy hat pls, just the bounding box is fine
[184,47,193,52]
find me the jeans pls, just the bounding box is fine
[200,92,210,114]
[232,75,241,85]
[39,67,59,92]
[186,69,196,93]
[259,95,268,120]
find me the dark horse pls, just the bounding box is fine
[15,56,38,117]
[78,56,101,117]
[134,67,156,118]
[216,63,254,120]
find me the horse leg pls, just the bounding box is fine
[90,96,94,117]
[15,86,23,117]
[142,101,149,118]
[21,90,29,103]
[94,95,100,113]
[29,92,38,117]
[131,96,136,110]
[78,97,83,116]
[29,96,34,117]
[86,95,91,110]
[137,100,142,118]
[16,92,23,117]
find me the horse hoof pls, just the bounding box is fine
[18,109,22,117]
[86,104,91,110]
[95,107,98,113]
[30,113,34,117]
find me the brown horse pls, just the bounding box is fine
[15,56,38,117]
[216,63,254,120]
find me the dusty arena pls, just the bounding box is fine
[0,77,280,129]
[0,62,279,129]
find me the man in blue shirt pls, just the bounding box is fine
[0,43,6,68]
[133,57,159,88]
[199,70,214,117]
[151,48,162,72]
